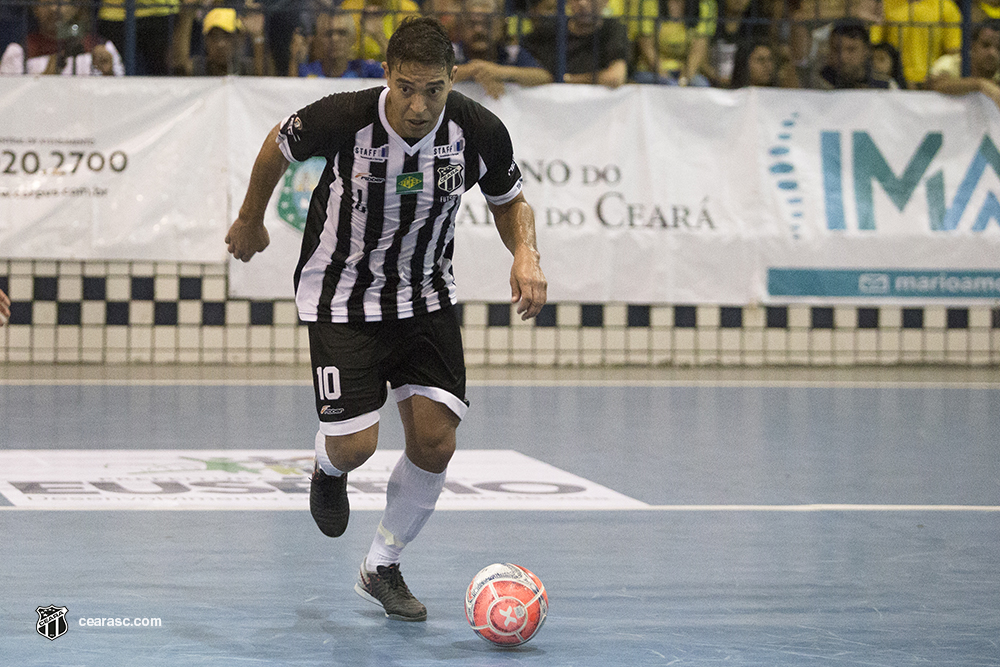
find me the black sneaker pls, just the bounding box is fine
[355,559,427,621]
[309,464,349,537]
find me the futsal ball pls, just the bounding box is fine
[465,563,547,647]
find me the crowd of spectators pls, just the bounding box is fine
[1,0,998,102]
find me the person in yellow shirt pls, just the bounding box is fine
[633,0,718,86]
[97,0,179,74]
[338,0,420,62]
[871,0,962,86]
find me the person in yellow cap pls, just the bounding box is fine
[172,6,267,76]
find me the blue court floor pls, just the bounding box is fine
[1,366,998,666]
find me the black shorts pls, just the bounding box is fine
[308,306,468,435]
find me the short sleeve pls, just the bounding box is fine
[476,120,523,205]
[455,97,522,205]
[275,90,374,163]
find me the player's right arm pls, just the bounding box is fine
[226,123,290,262]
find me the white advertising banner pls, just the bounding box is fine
[3,78,999,302]
[750,88,1000,302]
[228,83,1000,303]
[0,77,229,262]
[0,449,647,510]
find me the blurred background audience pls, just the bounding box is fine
[1,0,123,74]
[0,0,995,105]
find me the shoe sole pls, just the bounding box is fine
[311,514,348,538]
[354,582,427,622]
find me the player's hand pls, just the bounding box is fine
[510,250,547,320]
[225,217,270,262]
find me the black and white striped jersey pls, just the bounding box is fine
[275,86,523,323]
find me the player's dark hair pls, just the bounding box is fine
[386,16,456,74]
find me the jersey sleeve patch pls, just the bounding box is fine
[276,88,382,163]
[276,114,303,163]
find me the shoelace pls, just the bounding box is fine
[376,564,408,592]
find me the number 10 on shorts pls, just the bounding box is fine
[316,366,342,401]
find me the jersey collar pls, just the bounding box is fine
[378,86,445,156]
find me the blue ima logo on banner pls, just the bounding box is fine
[821,132,1000,232]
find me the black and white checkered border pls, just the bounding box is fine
[2,260,1000,365]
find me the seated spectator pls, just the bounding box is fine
[523,0,630,86]
[173,7,267,76]
[0,0,123,75]
[260,0,304,78]
[729,39,777,86]
[707,0,771,87]
[97,0,179,75]
[1,4,116,77]
[454,0,553,97]
[789,0,882,88]
[296,11,384,78]
[633,0,717,86]
[929,20,1000,109]
[338,0,419,62]
[425,0,464,41]
[871,0,962,87]
[508,0,557,44]
[817,18,892,88]
[871,41,906,88]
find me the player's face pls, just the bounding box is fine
[383,61,456,139]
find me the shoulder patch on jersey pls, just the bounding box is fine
[281,114,303,142]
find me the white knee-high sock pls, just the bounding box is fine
[314,430,345,477]
[365,453,446,570]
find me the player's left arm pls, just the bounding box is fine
[489,192,547,320]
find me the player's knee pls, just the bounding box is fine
[407,424,456,472]
[326,430,377,472]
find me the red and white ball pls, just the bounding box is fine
[465,563,548,647]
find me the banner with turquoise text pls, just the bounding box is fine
[2,78,998,303]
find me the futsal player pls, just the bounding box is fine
[225,17,547,621]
